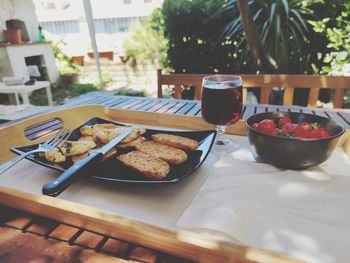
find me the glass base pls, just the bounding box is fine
[213,135,240,153]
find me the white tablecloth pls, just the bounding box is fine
[177,136,350,263]
[0,133,349,262]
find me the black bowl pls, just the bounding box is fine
[246,112,345,170]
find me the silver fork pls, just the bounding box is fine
[0,128,71,175]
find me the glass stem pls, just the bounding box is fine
[215,125,227,145]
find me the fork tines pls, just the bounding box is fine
[46,128,71,147]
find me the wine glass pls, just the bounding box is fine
[201,75,243,152]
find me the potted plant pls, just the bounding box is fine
[4,27,21,44]
[1,0,22,44]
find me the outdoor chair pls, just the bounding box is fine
[157,69,350,108]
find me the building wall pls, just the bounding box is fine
[0,0,40,42]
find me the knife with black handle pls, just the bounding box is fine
[42,127,133,196]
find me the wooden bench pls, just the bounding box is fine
[157,69,350,108]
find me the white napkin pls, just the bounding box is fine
[177,135,350,263]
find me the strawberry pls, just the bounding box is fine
[252,123,259,130]
[321,130,330,138]
[309,127,324,138]
[282,123,298,134]
[257,119,275,134]
[294,123,312,138]
[278,116,291,129]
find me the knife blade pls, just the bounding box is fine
[42,127,133,196]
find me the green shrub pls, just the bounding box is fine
[123,9,168,70]
[51,39,80,75]
[162,0,239,74]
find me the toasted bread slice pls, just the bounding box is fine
[80,123,122,136]
[93,127,146,144]
[117,151,170,180]
[135,141,187,164]
[121,128,146,144]
[152,133,198,151]
[117,136,145,149]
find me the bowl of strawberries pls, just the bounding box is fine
[246,112,345,170]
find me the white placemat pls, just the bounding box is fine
[177,135,350,263]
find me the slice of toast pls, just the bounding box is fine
[152,133,198,151]
[117,136,145,149]
[80,123,121,136]
[117,151,170,180]
[135,141,187,164]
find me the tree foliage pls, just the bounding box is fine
[123,8,167,69]
[162,0,243,73]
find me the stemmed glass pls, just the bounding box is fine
[201,75,243,152]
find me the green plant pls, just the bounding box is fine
[51,39,80,75]
[217,0,322,73]
[162,0,238,74]
[307,0,350,74]
[123,9,168,71]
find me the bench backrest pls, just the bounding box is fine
[157,69,350,108]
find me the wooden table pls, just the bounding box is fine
[0,95,349,263]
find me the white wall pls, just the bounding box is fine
[0,0,40,42]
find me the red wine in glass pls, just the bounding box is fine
[201,75,243,151]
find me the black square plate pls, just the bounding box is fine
[11,117,216,184]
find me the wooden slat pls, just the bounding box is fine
[339,112,350,126]
[242,104,256,120]
[112,98,137,109]
[155,101,178,113]
[260,88,270,104]
[4,212,34,230]
[118,98,145,109]
[299,108,313,114]
[185,103,201,116]
[174,84,182,99]
[105,98,128,108]
[307,88,320,107]
[146,101,170,113]
[126,99,152,110]
[324,111,350,128]
[26,217,58,236]
[101,238,130,257]
[283,87,294,106]
[0,227,127,263]
[276,107,290,113]
[137,100,161,111]
[255,106,266,114]
[242,74,350,89]
[175,102,197,115]
[194,84,202,100]
[313,110,329,118]
[164,102,186,114]
[100,97,121,107]
[49,224,80,242]
[129,246,158,263]
[0,205,17,223]
[74,230,105,249]
[333,89,345,108]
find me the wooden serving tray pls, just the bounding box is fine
[0,105,345,263]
